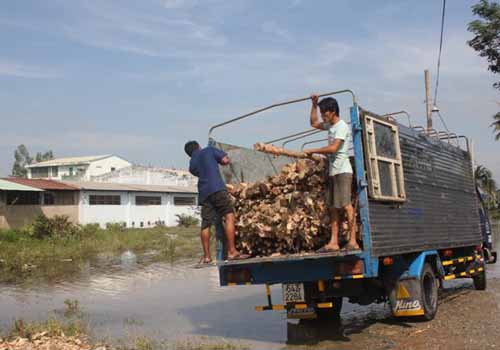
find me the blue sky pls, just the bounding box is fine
[1,0,499,181]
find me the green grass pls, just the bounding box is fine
[0,225,203,283]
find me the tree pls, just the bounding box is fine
[475,165,498,209]
[11,145,32,177]
[468,1,500,141]
[11,146,54,178]
[468,0,500,90]
[35,150,54,163]
[492,111,500,140]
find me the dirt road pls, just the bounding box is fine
[287,279,500,350]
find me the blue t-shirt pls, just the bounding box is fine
[189,146,227,203]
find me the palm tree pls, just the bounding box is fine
[492,112,500,141]
[475,165,498,209]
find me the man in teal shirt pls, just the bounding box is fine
[304,95,360,252]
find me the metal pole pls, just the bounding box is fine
[425,70,433,131]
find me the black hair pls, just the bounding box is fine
[184,140,200,157]
[318,97,340,116]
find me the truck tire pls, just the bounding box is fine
[473,267,486,291]
[316,297,343,320]
[419,263,438,321]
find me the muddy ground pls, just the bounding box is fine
[287,279,500,350]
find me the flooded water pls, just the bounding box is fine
[0,222,499,349]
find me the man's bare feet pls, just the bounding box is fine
[343,243,360,250]
[316,244,340,253]
[227,252,250,260]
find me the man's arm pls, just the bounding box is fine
[189,163,199,177]
[213,148,230,166]
[304,139,343,155]
[310,94,326,130]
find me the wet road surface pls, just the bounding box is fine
[0,222,499,349]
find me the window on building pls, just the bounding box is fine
[363,114,406,202]
[6,191,40,205]
[111,167,116,172]
[174,196,197,206]
[43,193,55,205]
[69,167,74,176]
[51,167,58,177]
[31,167,50,178]
[135,196,161,205]
[89,195,121,205]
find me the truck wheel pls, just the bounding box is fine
[419,263,438,321]
[316,297,343,320]
[473,267,486,291]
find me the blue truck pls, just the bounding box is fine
[208,90,496,321]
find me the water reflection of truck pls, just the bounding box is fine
[209,90,497,321]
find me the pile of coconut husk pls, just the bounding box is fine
[0,333,110,350]
[228,145,358,257]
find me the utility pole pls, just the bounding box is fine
[424,69,433,131]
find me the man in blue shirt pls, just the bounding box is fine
[185,140,249,264]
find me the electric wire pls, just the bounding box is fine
[434,0,446,105]
[433,0,450,133]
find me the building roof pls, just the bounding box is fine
[3,178,78,191]
[0,179,44,192]
[26,155,113,168]
[62,181,197,194]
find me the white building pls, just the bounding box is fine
[26,155,131,181]
[65,181,198,228]
[90,165,196,187]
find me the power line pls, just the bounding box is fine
[434,0,447,105]
[437,110,450,133]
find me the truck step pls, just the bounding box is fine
[255,302,333,312]
[444,266,484,281]
[441,254,480,267]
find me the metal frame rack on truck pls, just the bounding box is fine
[208,90,497,321]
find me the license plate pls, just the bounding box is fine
[287,307,316,319]
[282,283,305,303]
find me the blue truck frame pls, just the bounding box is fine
[210,91,494,319]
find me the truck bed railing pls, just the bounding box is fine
[381,111,413,128]
[208,90,357,142]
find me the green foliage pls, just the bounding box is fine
[475,165,498,209]
[35,150,54,163]
[0,229,23,242]
[468,1,500,141]
[105,222,127,232]
[468,0,500,89]
[0,225,202,284]
[492,111,500,141]
[31,215,80,239]
[176,214,200,227]
[11,145,54,177]
[11,144,32,177]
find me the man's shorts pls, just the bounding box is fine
[327,173,353,209]
[200,190,234,230]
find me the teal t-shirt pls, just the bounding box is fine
[324,120,353,176]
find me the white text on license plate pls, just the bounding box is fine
[282,283,305,303]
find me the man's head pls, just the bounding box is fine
[318,97,340,123]
[184,140,200,157]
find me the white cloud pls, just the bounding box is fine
[261,21,293,42]
[0,60,58,79]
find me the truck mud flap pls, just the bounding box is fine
[389,278,425,317]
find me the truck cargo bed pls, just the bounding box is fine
[218,249,362,267]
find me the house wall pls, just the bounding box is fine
[90,166,197,187]
[0,204,79,229]
[86,157,131,179]
[166,194,199,227]
[78,190,198,228]
[28,156,131,180]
